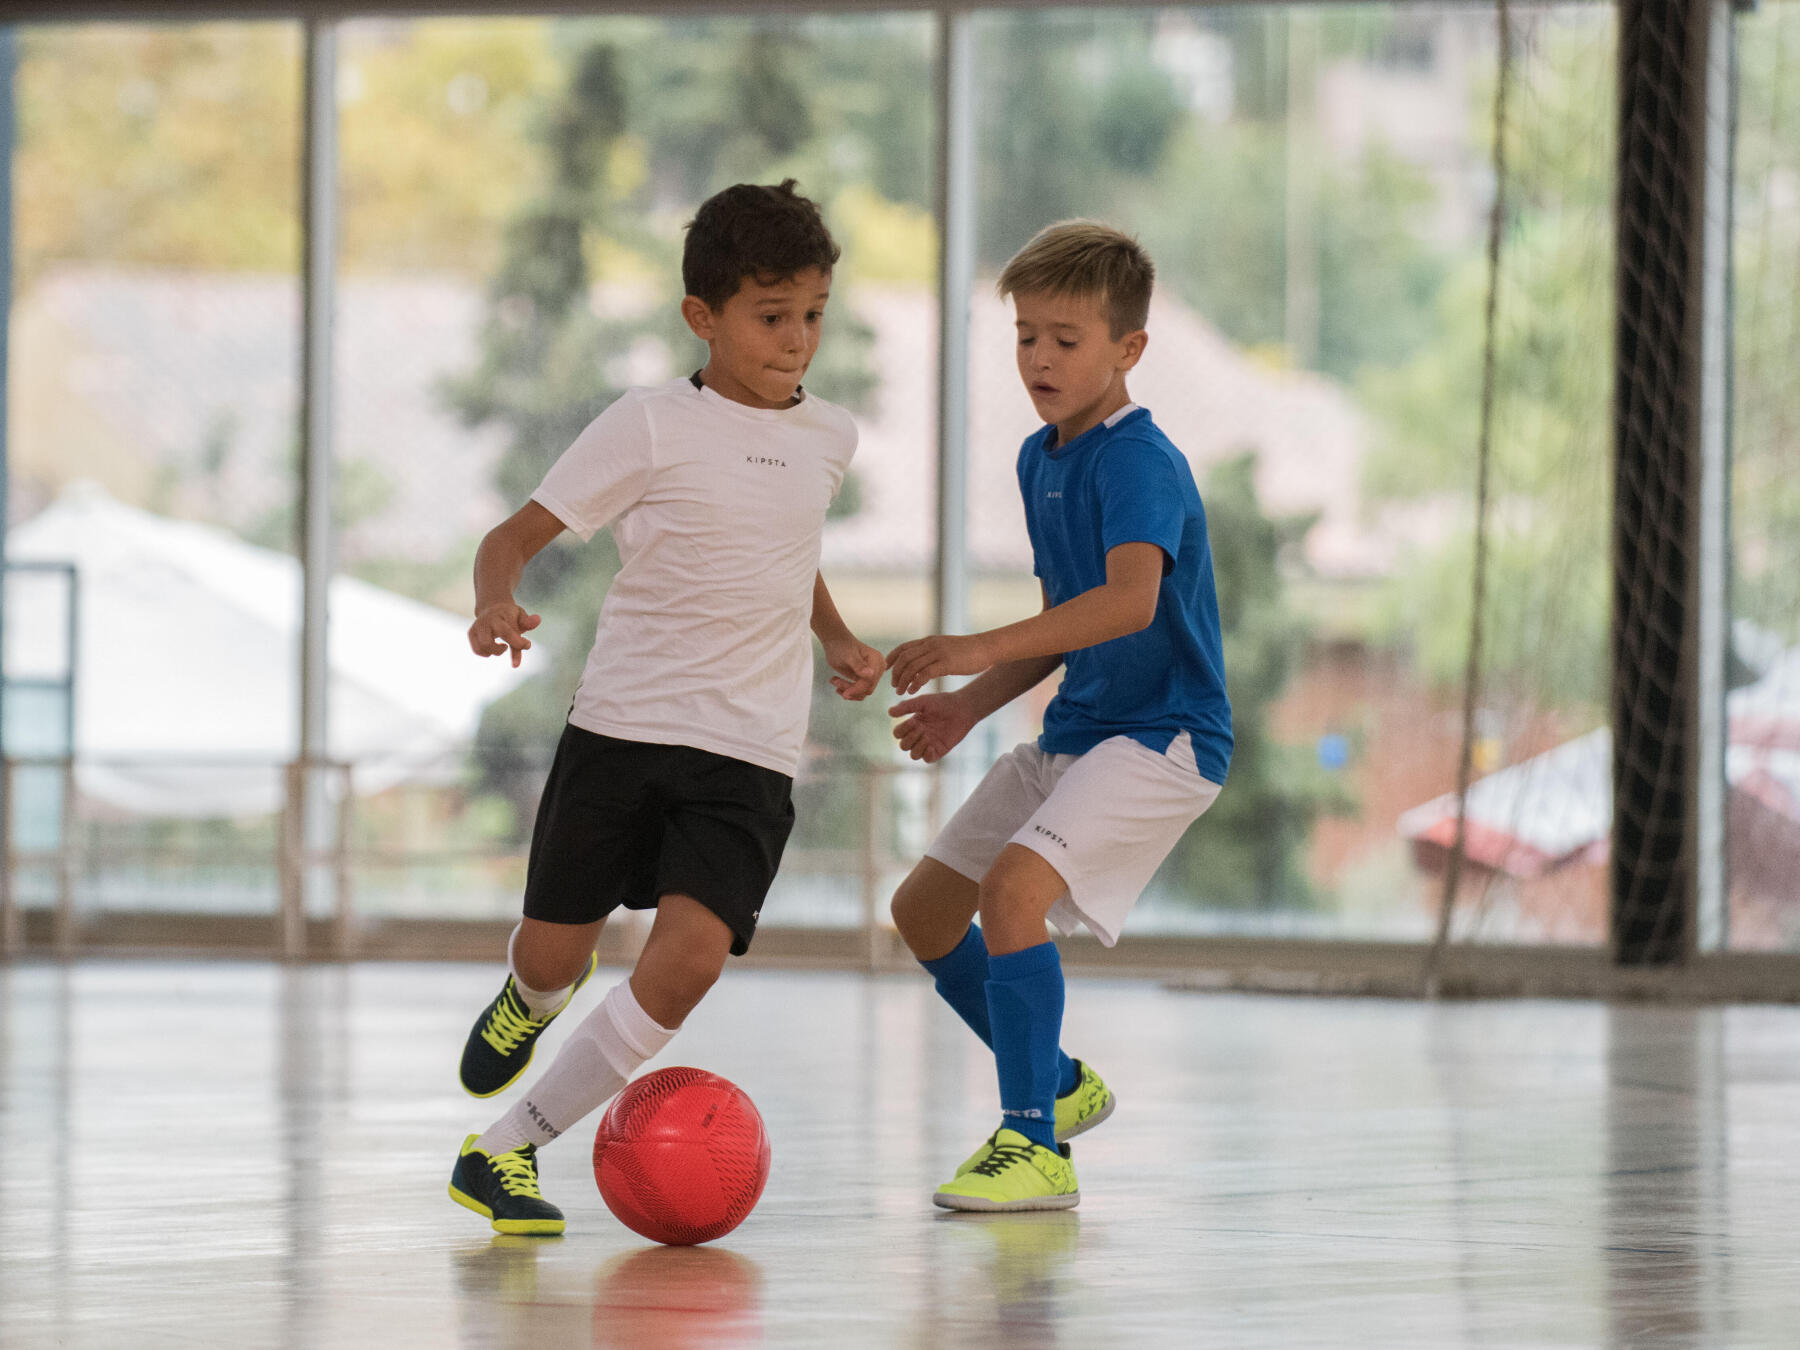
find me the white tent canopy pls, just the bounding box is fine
[6,482,528,818]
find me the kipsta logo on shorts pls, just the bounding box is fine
[745,455,787,469]
[1033,824,1068,849]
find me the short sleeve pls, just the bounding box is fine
[530,392,656,542]
[1095,437,1186,562]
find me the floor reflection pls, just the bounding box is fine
[592,1244,763,1349]
[928,1210,1082,1348]
[450,1239,763,1350]
[1604,1005,1725,1350]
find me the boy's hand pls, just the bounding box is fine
[889,690,976,763]
[469,603,542,667]
[885,633,992,695]
[823,635,885,701]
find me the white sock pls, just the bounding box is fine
[508,924,575,1019]
[475,980,675,1155]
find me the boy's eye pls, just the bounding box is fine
[1058,340,1077,350]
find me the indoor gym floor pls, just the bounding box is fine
[1,958,1796,1349]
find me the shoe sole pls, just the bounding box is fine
[1054,1089,1116,1144]
[932,1189,1080,1213]
[447,1181,565,1236]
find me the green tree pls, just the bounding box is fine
[1355,24,1615,715]
[1732,14,1800,642]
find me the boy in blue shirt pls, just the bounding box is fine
[885,221,1231,1211]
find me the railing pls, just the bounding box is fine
[0,752,932,967]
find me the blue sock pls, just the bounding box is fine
[920,925,1079,1097]
[984,941,1064,1151]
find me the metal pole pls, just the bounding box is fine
[1612,0,1726,963]
[292,18,339,959]
[933,8,974,642]
[1693,0,1735,952]
[931,10,976,838]
[0,29,16,954]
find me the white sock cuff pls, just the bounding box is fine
[599,981,676,1067]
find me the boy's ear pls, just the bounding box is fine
[1118,329,1149,371]
[681,295,715,341]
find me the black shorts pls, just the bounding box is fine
[521,725,795,956]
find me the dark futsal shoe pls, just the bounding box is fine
[448,1135,565,1236]
[459,952,598,1097]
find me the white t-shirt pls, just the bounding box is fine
[531,375,858,776]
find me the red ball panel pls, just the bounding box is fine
[593,1067,771,1246]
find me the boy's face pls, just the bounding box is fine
[681,266,832,410]
[1011,289,1146,439]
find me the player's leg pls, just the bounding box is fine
[933,842,1080,1212]
[452,895,734,1237]
[462,740,788,1161]
[450,730,665,1234]
[460,918,604,1099]
[891,749,1088,1137]
[459,727,657,1100]
[470,894,727,1154]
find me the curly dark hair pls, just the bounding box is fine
[681,179,840,310]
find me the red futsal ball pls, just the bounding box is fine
[593,1067,771,1246]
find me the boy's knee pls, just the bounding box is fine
[977,869,1031,916]
[638,947,724,1027]
[890,874,928,931]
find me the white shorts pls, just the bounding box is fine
[925,733,1223,947]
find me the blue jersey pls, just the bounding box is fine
[1017,406,1233,784]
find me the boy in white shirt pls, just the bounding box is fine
[448,179,883,1235]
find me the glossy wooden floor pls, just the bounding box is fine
[2,960,1798,1349]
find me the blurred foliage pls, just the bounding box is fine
[1732,12,1800,644]
[1158,455,1352,910]
[1356,21,1615,715]
[16,24,303,284]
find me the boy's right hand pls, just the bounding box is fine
[889,690,976,764]
[469,603,542,667]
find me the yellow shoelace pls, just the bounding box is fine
[490,1146,543,1198]
[479,987,545,1055]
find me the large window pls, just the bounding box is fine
[8,23,302,919]
[961,8,1616,943]
[7,5,1787,959]
[1728,5,1800,951]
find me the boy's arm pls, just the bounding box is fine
[811,572,885,701]
[469,500,566,666]
[887,541,1162,695]
[887,586,1062,764]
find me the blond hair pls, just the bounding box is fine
[996,220,1154,338]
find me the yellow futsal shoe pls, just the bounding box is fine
[1054,1059,1115,1143]
[448,1135,566,1236]
[934,1129,1079,1213]
[953,1060,1115,1178]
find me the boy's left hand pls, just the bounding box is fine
[885,633,992,694]
[824,636,886,701]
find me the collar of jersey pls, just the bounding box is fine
[1042,404,1149,459]
[688,368,809,417]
